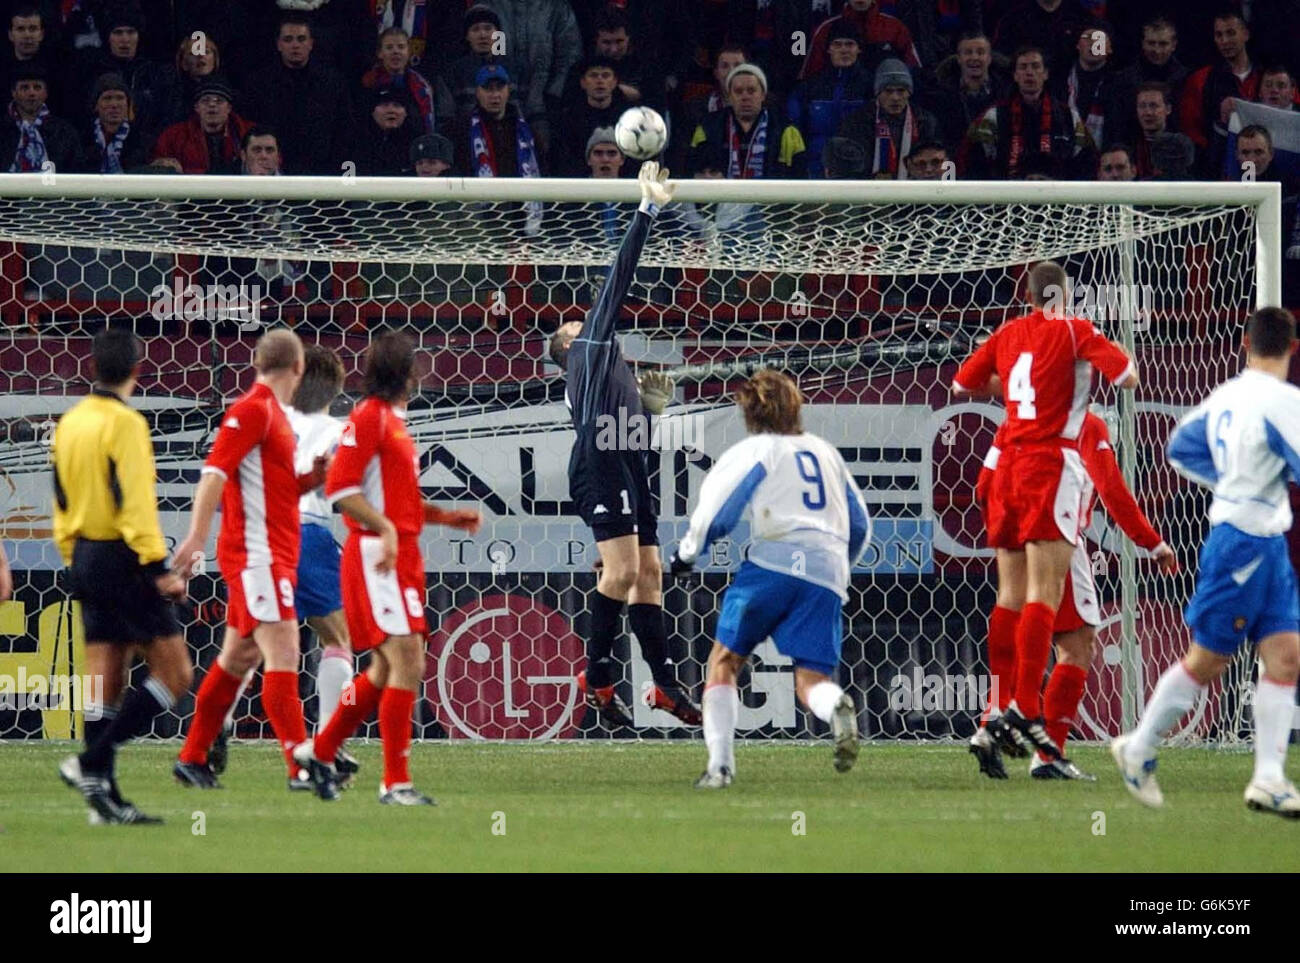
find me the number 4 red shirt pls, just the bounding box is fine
[954,310,1134,445]
[325,397,423,538]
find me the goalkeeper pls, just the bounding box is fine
[547,161,701,728]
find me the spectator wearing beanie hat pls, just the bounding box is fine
[75,2,180,140]
[80,72,150,172]
[584,126,623,178]
[150,74,251,174]
[409,132,454,175]
[788,17,874,178]
[836,58,940,179]
[362,26,455,137]
[442,4,504,122]
[2,62,81,172]
[688,62,807,178]
[356,84,426,176]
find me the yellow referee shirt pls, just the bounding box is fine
[51,388,167,570]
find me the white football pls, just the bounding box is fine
[614,106,668,160]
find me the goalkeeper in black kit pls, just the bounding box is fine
[548,161,701,728]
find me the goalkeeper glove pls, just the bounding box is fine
[637,370,675,415]
[638,161,675,214]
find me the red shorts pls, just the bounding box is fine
[221,562,298,638]
[985,445,1088,550]
[340,533,428,652]
[1054,540,1100,633]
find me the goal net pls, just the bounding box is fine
[0,174,1284,746]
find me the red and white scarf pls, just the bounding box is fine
[873,104,919,178]
[1007,93,1053,176]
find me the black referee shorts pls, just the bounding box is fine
[568,436,659,546]
[69,539,182,644]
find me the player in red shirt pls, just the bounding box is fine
[172,330,327,789]
[295,332,480,805]
[970,410,1178,778]
[953,261,1138,759]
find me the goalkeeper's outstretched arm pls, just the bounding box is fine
[575,161,675,348]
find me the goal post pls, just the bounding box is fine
[0,173,1282,745]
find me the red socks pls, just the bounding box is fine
[315,673,380,763]
[1013,601,1057,717]
[1043,662,1088,756]
[983,605,1019,722]
[379,687,416,788]
[179,663,242,765]
[261,670,308,774]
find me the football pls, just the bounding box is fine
[614,106,668,160]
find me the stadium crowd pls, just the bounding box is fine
[0,0,1297,298]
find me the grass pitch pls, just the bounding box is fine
[1,742,1293,872]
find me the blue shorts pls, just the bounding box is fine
[716,562,844,677]
[296,522,342,620]
[1185,524,1300,655]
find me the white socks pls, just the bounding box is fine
[703,684,738,774]
[316,648,353,732]
[1252,676,1296,784]
[1127,661,1204,761]
[806,680,844,723]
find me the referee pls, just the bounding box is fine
[53,329,193,825]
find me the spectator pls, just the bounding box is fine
[1132,81,1174,178]
[722,0,807,95]
[1149,130,1195,179]
[453,64,542,178]
[75,3,180,140]
[1096,142,1136,180]
[480,0,583,162]
[244,15,355,176]
[961,45,1094,179]
[241,126,281,176]
[80,73,149,173]
[1231,124,1299,197]
[362,27,453,136]
[585,126,624,178]
[993,0,1086,75]
[823,135,867,178]
[150,74,251,174]
[2,6,65,115]
[173,33,220,123]
[932,30,1012,151]
[1257,65,1299,110]
[373,0,466,73]
[904,139,951,179]
[688,63,808,178]
[1180,9,1260,177]
[591,7,645,106]
[838,59,940,179]
[409,132,454,176]
[557,56,628,177]
[676,43,747,170]
[1114,15,1189,126]
[787,18,873,178]
[573,1,696,106]
[891,0,983,67]
[356,85,425,176]
[1054,21,1123,152]
[801,1,921,81]
[443,5,503,122]
[2,64,79,171]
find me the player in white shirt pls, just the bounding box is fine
[209,346,362,785]
[669,370,871,787]
[1114,307,1300,816]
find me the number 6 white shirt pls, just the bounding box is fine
[1167,367,1300,537]
[676,431,871,600]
